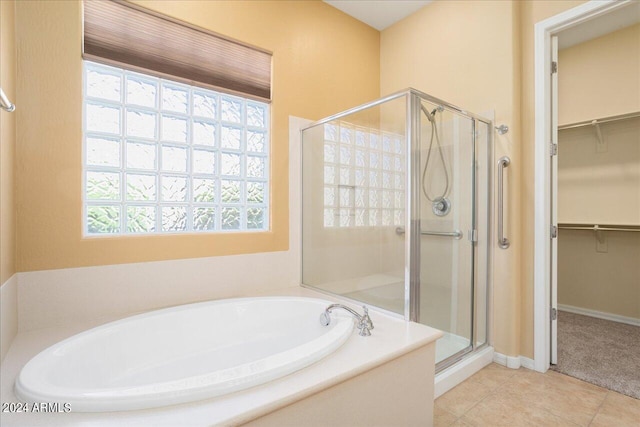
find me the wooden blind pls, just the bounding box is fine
[83,0,272,101]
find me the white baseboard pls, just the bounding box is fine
[493,352,535,370]
[558,304,640,327]
[519,356,535,370]
[435,346,494,398]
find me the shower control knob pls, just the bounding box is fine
[432,197,451,217]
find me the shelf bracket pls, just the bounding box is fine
[591,120,607,153]
[594,225,608,253]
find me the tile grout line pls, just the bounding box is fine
[454,370,520,424]
[437,369,511,426]
[542,370,612,427]
[441,365,625,427]
[464,369,585,427]
[435,404,460,427]
[586,390,610,427]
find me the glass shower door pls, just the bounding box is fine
[417,98,475,366]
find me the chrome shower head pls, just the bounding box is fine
[421,105,444,123]
[421,105,436,123]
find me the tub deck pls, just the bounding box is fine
[0,286,441,426]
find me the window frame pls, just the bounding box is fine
[82,60,270,237]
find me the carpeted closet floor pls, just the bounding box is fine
[552,310,640,399]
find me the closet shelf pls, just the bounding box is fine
[558,111,640,131]
[558,223,640,233]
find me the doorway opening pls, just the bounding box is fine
[534,0,640,399]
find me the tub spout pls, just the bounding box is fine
[320,304,374,337]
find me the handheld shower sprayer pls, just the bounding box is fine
[420,104,451,216]
[421,106,440,123]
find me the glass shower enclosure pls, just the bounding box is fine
[301,88,491,371]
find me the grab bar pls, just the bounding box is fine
[558,224,640,233]
[0,88,15,112]
[421,229,463,239]
[497,156,510,249]
[395,227,463,239]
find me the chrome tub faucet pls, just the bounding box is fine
[320,304,374,336]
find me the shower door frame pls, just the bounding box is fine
[406,89,493,372]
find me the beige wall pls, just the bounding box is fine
[15,0,380,272]
[1,0,17,285]
[519,0,588,359]
[558,230,640,320]
[558,120,640,225]
[1,0,19,363]
[381,0,522,356]
[559,24,640,125]
[557,24,640,225]
[556,26,639,321]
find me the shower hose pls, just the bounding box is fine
[420,105,450,203]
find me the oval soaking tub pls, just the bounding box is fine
[15,296,355,412]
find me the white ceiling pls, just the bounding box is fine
[324,0,433,31]
[558,1,640,49]
[324,0,639,46]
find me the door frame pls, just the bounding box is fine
[533,0,635,373]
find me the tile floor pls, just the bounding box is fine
[435,363,640,427]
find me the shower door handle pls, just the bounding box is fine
[498,156,510,249]
[395,227,462,239]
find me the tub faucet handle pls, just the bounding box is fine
[358,322,372,336]
[361,306,374,331]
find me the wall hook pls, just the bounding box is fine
[0,88,16,112]
[495,124,509,135]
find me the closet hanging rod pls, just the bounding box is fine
[558,223,640,233]
[558,111,640,130]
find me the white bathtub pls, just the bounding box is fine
[14,296,354,412]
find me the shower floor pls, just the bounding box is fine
[435,332,470,364]
[338,278,471,364]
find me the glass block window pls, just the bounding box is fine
[83,61,269,235]
[323,122,405,228]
